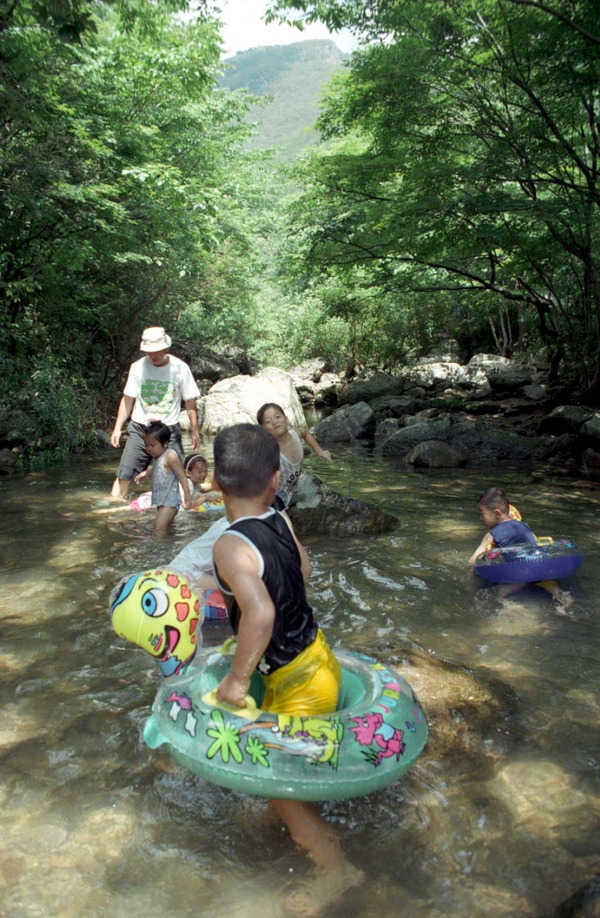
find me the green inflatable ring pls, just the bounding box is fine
[143,642,429,800]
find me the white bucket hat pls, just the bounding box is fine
[140,327,172,352]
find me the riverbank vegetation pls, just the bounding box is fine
[1,0,599,461]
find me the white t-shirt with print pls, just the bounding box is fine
[124,355,200,427]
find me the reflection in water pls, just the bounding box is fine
[0,450,599,917]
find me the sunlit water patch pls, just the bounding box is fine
[0,450,598,917]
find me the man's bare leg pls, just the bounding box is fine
[110,477,130,500]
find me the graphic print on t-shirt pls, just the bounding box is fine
[140,380,177,417]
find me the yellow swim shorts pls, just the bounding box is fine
[261,629,341,716]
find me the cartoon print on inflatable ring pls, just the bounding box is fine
[153,656,423,777]
[110,570,202,677]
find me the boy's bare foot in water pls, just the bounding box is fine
[270,799,364,917]
[286,861,364,916]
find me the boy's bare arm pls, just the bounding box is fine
[300,427,332,462]
[468,532,493,565]
[214,535,275,707]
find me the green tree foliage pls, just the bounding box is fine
[269,0,600,395]
[0,0,265,457]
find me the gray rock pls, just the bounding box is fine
[400,360,468,390]
[381,416,553,462]
[200,367,306,435]
[288,362,343,406]
[381,417,452,457]
[448,419,552,460]
[369,394,419,415]
[553,871,600,918]
[338,370,404,406]
[465,400,502,415]
[96,429,111,448]
[288,472,397,537]
[287,358,331,385]
[581,413,600,444]
[582,447,600,471]
[0,448,17,475]
[521,383,547,401]
[375,418,402,439]
[313,402,375,442]
[538,405,596,435]
[404,440,466,468]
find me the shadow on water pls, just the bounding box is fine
[0,447,599,917]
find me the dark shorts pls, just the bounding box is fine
[116,421,184,481]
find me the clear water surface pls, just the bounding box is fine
[0,445,598,917]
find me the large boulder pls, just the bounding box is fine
[313,402,376,442]
[538,405,597,436]
[404,440,466,468]
[380,417,452,457]
[467,355,542,397]
[338,369,405,406]
[381,416,554,462]
[400,360,469,391]
[0,448,17,475]
[199,367,305,435]
[448,418,553,461]
[288,472,397,537]
[369,394,424,416]
[581,413,600,445]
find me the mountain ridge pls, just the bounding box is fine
[219,39,348,159]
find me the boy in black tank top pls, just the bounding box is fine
[211,424,362,912]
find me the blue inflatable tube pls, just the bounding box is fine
[143,643,429,801]
[474,537,583,584]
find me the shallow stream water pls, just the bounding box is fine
[0,446,599,917]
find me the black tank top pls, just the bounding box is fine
[214,510,318,674]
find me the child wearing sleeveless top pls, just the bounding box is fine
[257,402,332,510]
[212,423,363,913]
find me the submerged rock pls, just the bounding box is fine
[404,439,466,468]
[288,472,397,538]
[553,873,600,917]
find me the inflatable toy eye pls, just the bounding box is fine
[110,569,203,676]
[142,587,169,617]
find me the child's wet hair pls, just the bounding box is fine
[184,453,208,473]
[257,402,285,425]
[478,487,510,512]
[214,423,280,497]
[144,421,171,446]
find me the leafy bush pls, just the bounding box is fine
[0,356,99,465]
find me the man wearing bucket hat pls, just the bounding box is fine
[109,327,201,500]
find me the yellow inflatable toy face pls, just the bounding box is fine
[110,570,202,676]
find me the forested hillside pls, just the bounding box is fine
[2,0,600,464]
[220,40,347,158]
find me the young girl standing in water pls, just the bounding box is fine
[135,422,192,533]
[257,403,332,510]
